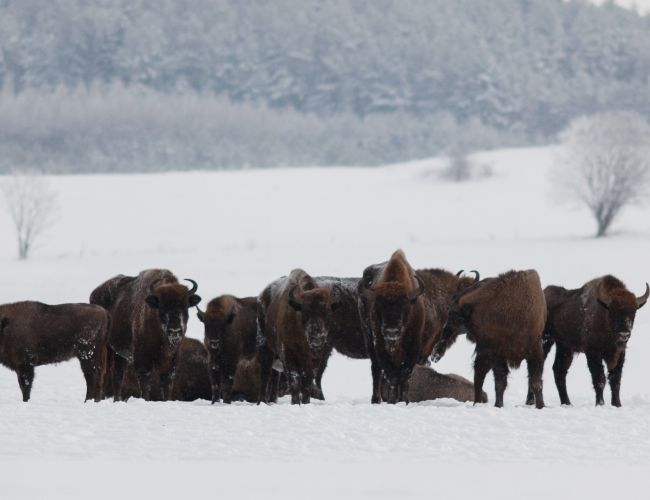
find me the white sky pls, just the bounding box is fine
[590,0,650,14]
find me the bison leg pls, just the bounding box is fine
[300,373,313,404]
[586,353,606,406]
[608,351,625,408]
[552,344,573,406]
[473,352,490,406]
[526,350,545,409]
[16,364,35,402]
[208,360,221,404]
[492,359,509,408]
[287,370,301,405]
[79,358,100,402]
[159,371,175,401]
[221,371,234,404]
[137,371,154,401]
[370,358,383,404]
[257,347,274,405]
[112,354,128,402]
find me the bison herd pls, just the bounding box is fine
[0,249,647,408]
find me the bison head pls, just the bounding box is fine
[360,273,425,353]
[597,282,649,348]
[145,278,201,347]
[287,286,341,351]
[196,298,236,352]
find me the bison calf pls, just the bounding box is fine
[433,270,547,408]
[0,302,109,402]
[197,295,258,404]
[543,275,648,407]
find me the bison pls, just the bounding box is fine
[380,365,488,403]
[257,269,341,404]
[542,275,648,407]
[197,295,258,403]
[118,337,211,402]
[432,270,547,409]
[0,301,109,402]
[89,269,201,401]
[358,250,426,404]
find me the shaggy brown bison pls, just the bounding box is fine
[257,269,341,404]
[358,250,426,404]
[197,295,257,403]
[380,365,487,403]
[541,276,648,407]
[0,302,109,402]
[432,270,547,408]
[90,269,201,401]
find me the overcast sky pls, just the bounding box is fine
[591,0,650,13]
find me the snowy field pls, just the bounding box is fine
[1,147,649,499]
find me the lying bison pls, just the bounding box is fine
[358,250,426,404]
[542,275,648,407]
[90,269,201,401]
[0,302,109,402]
[380,365,487,403]
[197,295,258,403]
[257,269,341,404]
[119,337,211,401]
[432,270,546,408]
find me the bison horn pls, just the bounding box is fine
[637,283,649,309]
[455,270,465,277]
[470,270,480,282]
[184,278,198,295]
[288,286,302,312]
[149,278,164,294]
[409,274,425,302]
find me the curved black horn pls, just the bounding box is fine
[195,304,205,315]
[456,270,465,277]
[470,270,480,282]
[637,283,650,308]
[149,278,164,294]
[409,274,426,302]
[184,278,198,295]
[288,286,302,311]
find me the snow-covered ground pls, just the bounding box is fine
[1,147,649,498]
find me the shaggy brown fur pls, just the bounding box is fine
[358,250,426,404]
[433,270,547,408]
[542,275,648,407]
[89,269,201,401]
[380,365,487,403]
[197,295,257,403]
[257,269,341,404]
[0,302,109,402]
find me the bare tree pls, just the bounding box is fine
[1,171,57,259]
[555,112,650,237]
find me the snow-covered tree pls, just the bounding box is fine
[1,170,57,259]
[555,112,650,237]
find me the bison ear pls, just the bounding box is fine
[226,312,236,324]
[597,298,609,310]
[145,295,160,309]
[188,295,201,307]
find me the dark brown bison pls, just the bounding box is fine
[89,269,201,401]
[0,302,109,402]
[542,276,648,407]
[257,269,341,404]
[380,365,488,403]
[118,337,211,402]
[358,250,426,404]
[432,270,547,409]
[197,295,257,403]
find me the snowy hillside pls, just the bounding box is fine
[1,147,649,498]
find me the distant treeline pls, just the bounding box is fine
[0,0,649,172]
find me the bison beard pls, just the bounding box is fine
[0,302,109,402]
[542,276,648,407]
[89,269,200,401]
